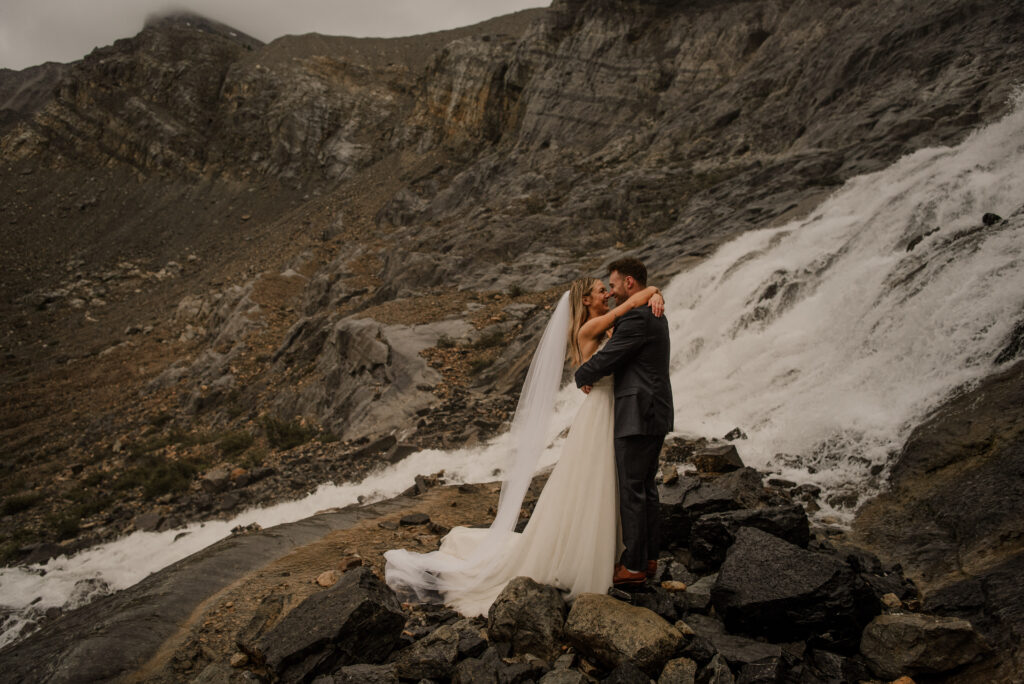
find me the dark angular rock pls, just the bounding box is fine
[661,436,708,463]
[683,615,783,670]
[682,574,716,613]
[318,663,398,683]
[692,444,744,473]
[798,648,871,684]
[701,654,735,684]
[658,475,701,546]
[678,634,717,665]
[133,511,163,532]
[487,576,567,661]
[681,468,768,516]
[253,567,405,682]
[666,561,697,585]
[859,613,992,679]
[237,593,286,656]
[539,669,590,683]
[658,656,698,683]
[689,505,809,572]
[201,466,231,493]
[735,657,785,683]
[723,428,748,441]
[605,660,653,683]
[452,646,547,684]
[632,586,687,624]
[711,528,879,651]
[399,512,430,526]
[982,212,1003,225]
[392,622,460,680]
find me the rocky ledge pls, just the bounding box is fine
[0,442,1003,683]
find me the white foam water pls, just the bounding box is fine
[2,93,1023,648]
[663,91,1024,514]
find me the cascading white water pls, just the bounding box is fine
[2,92,1023,649]
[663,91,1024,516]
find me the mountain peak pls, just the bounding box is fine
[142,10,263,48]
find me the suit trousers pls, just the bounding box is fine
[614,433,665,571]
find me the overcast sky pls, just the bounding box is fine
[0,0,550,70]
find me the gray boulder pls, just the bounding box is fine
[564,593,683,677]
[859,613,991,679]
[253,567,405,682]
[487,576,567,661]
[711,528,878,650]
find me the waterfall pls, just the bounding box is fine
[2,93,1023,649]
[663,91,1024,516]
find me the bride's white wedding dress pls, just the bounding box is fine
[385,321,620,617]
[430,374,618,616]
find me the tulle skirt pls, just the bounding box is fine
[385,376,620,617]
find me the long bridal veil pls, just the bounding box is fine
[384,291,571,603]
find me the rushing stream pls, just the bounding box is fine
[2,94,1023,649]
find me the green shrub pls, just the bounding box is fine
[1,491,42,515]
[142,459,200,500]
[472,330,504,349]
[318,430,340,444]
[47,511,80,540]
[243,446,268,469]
[261,416,317,450]
[469,358,493,375]
[217,431,254,458]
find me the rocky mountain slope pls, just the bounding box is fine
[1,0,1023,644]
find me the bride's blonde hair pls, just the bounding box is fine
[568,277,597,367]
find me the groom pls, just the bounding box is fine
[575,257,674,586]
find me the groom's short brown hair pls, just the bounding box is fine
[608,257,647,287]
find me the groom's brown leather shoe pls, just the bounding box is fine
[613,564,646,586]
[646,560,658,578]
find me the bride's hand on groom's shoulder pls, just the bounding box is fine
[649,292,665,318]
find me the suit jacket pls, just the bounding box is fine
[574,307,674,438]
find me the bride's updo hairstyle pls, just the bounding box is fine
[568,277,597,366]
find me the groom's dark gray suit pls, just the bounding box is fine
[574,306,673,571]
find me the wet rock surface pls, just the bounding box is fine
[712,527,879,651]
[859,613,992,680]
[854,358,1024,679]
[253,567,405,681]
[488,575,568,661]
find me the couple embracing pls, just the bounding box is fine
[385,257,673,616]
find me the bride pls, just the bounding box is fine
[384,278,663,617]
